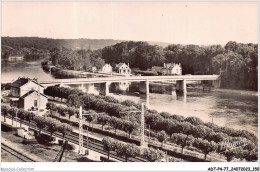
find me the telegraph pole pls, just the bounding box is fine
[37,83,40,116]
[15,110,18,128]
[140,103,146,149]
[78,106,83,154]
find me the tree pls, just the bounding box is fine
[97,114,111,130]
[85,113,95,128]
[185,116,203,125]
[8,107,17,126]
[67,107,75,124]
[56,106,66,118]
[45,117,59,137]
[34,116,46,134]
[122,120,138,138]
[46,102,56,116]
[244,149,258,162]
[67,94,82,108]
[156,130,168,148]
[170,133,194,154]
[115,142,140,162]
[17,109,26,127]
[102,137,115,160]
[25,111,35,128]
[58,123,73,139]
[1,105,8,122]
[193,138,217,160]
[142,147,164,162]
[110,117,122,135]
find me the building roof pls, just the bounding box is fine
[20,90,48,99]
[10,78,44,88]
[103,64,112,67]
[164,63,181,69]
[10,78,29,88]
[116,63,129,69]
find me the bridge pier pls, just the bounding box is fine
[139,80,150,95]
[100,82,110,96]
[146,80,149,95]
[85,83,96,94]
[176,79,187,93]
[212,80,221,88]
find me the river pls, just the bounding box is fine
[1,58,258,136]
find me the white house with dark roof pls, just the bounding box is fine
[10,77,44,97]
[17,90,48,111]
[162,63,182,75]
[101,64,113,73]
[9,77,47,111]
[115,63,131,75]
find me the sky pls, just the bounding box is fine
[1,1,258,45]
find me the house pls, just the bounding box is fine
[9,77,47,111]
[17,90,48,111]
[161,63,182,75]
[10,77,44,98]
[115,63,131,75]
[101,64,113,73]
[88,66,97,72]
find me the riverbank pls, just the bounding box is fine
[212,88,258,96]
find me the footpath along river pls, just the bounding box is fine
[1,58,258,136]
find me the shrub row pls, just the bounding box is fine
[48,102,139,138]
[50,103,257,162]
[43,86,257,147]
[102,137,164,162]
[46,86,257,142]
[2,105,73,139]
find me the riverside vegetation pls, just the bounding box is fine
[42,86,257,162]
[2,37,257,90]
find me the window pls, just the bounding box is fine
[34,100,37,108]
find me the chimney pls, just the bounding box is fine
[128,63,129,67]
[164,63,166,68]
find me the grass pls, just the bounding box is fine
[1,149,23,162]
[1,129,97,162]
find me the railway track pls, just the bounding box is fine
[3,117,146,162]
[1,143,35,162]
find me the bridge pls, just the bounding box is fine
[38,75,220,96]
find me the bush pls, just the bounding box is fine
[66,143,75,151]
[43,85,257,155]
[36,133,54,144]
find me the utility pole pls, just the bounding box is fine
[148,125,150,144]
[86,126,89,152]
[37,83,40,116]
[78,106,83,154]
[140,103,146,149]
[15,110,18,128]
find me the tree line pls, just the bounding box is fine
[47,103,138,138]
[2,37,257,90]
[102,137,165,162]
[2,103,257,162]
[50,102,257,162]
[1,37,122,51]
[1,105,73,138]
[101,41,257,90]
[49,41,257,90]
[44,86,257,143]
[43,86,257,161]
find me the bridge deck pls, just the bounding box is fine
[38,75,219,85]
